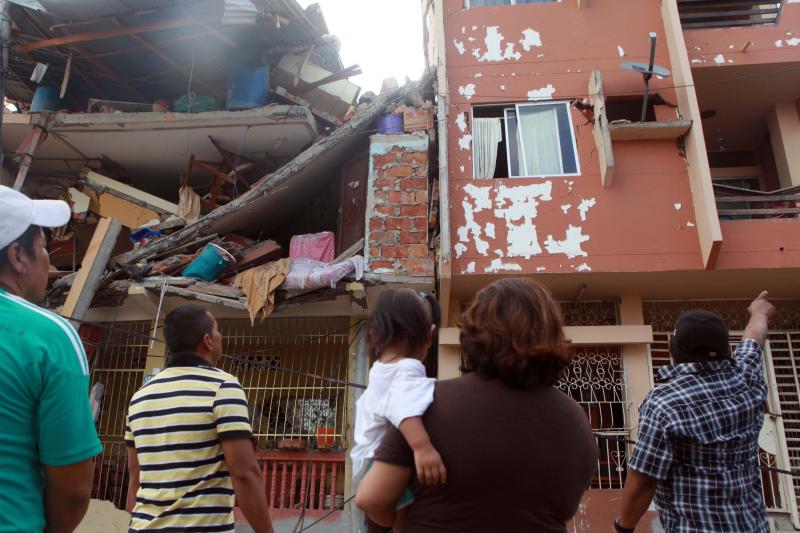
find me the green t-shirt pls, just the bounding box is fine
[0,289,102,533]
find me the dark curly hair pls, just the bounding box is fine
[366,288,441,361]
[459,278,572,388]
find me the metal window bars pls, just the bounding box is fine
[558,345,630,489]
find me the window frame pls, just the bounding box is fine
[471,100,581,179]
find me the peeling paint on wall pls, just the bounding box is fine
[687,221,696,228]
[454,39,466,55]
[458,83,477,100]
[561,204,572,214]
[787,38,800,46]
[480,26,521,62]
[776,40,784,47]
[455,112,468,133]
[520,28,543,51]
[485,222,496,238]
[575,263,591,272]
[536,266,546,272]
[495,182,553,259]
[459,184,493,256]
[458,134,473,150]
[544,225,590,259]
[714,54,725,64]
[500,85,506,91]
[617,46,625,57]
[474,73,483,78]
[459,165,465,173]
[485,258,522,273]
[465,261,476,274]
[527,84,556,101]
[674,203,682,210]
[577,198,596,222]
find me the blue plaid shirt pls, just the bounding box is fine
[629,339,769,533]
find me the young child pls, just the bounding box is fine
[351,289,446,514]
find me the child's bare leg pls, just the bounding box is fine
[392,507,407,532]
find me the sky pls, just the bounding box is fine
[297,0,426,95]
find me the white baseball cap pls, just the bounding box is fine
[0,185,71,250]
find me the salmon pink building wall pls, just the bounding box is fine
[442,0,704,276]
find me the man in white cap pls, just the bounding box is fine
[0,185,102,532]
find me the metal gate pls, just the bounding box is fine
[558,345,630,489]
[85,321,150,509]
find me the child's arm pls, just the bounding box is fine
[398,416,447,486]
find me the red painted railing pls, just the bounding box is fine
[256,450,346,512]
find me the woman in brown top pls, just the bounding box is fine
[356,278,598,533]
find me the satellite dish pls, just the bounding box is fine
[620,61,671,78]
[622,33,671,122]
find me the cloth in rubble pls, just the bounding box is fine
[234,257,291,325]
[283,256,364,291]
[178,184,202,224]
[289,231,335,262]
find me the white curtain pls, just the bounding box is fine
[472,118,502,179]
[516,107,562,176]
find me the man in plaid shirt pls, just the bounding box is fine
[616,292,774,533]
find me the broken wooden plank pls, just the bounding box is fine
[589,69,614,188]
[188,281,244,299]
[608,119,693,141]
[61,218,122,327]
[149,285,247,311]
[83,169,179,216]
[85,188,160,229]
[332,238,364,264]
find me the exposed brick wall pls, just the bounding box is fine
[366,136,434,277]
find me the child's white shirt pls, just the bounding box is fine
[350,358,435,479]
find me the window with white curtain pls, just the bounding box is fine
[472,101,580,179]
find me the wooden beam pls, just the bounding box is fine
[61,218,123,328]
[589,69,615,188]
[16,18,194,53]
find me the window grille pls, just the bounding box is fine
[558,345,629,489]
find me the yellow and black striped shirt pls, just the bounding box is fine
[125,354,252,532]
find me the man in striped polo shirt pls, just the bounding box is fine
[125,304,273,533]
[0,185,102,532]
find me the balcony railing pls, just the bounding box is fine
[714,182,800,220]
[256,450,346,512]
[679,0,784,29]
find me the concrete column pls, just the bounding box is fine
[619,296,653,441]
[767,102,800,189]
[347,319,368,533]
[438,345,461,380]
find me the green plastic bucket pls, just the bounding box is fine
[182,243,235,281]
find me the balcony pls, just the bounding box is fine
[678,0,784,29]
